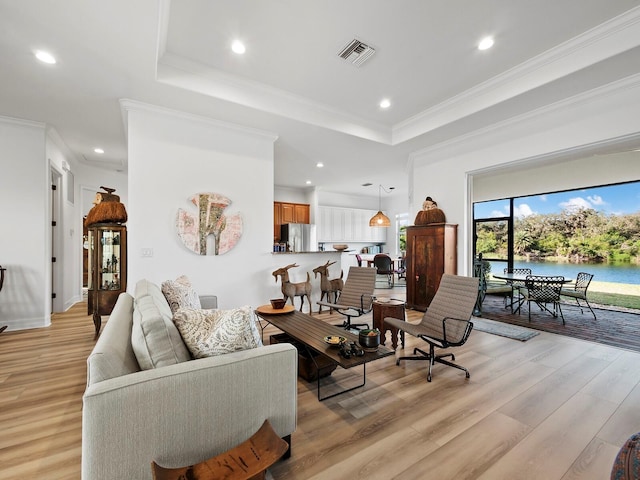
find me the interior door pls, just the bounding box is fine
[50,168,62,313]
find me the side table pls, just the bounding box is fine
[373,299,405,350]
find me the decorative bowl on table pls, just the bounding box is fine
[358,329,380,351]
[270,298,286,309]
[323,335,347,346]
[332,244,349,251]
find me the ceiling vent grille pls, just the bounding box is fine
[338,38,375,67]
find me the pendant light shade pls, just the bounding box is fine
[369,185,391,227]
[369,210,391,227]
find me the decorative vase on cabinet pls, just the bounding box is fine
[405,223,457,311]
[87,223,127,337]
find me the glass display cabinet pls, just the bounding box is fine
[87,223,127,336]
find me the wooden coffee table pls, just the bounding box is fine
[255,309,394,401]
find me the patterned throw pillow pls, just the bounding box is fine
[161,275,202,314]
[173,306,263,358]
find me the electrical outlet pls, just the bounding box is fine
[141,248,154,257]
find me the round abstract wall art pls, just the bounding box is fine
[176,192,242,255]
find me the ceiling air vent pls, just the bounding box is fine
[338,38,375,67]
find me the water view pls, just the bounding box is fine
[486,260,640,285]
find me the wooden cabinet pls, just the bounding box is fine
[294,204,309,224]
[406,223,457,311]
[273,202,310,241]
[87,223,127,336]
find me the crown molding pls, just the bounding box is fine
[119,98,279,143]
[155,5,640,148]
[409,72,640,163]
[0,114,45,129]
[394,5,640,145]
[156,53,391,144]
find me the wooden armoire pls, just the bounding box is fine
[405,223,457,311]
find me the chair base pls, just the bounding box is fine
[522,299,565,324]
[396,345,470,382]
[337,317,369,331]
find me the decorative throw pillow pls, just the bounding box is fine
[162,275,201,314]
[173,306,263,358]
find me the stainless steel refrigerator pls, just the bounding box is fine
[280,223,317,252]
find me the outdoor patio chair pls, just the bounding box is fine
[317,266,376,330]
[521,275,566,324]
[561,272,596,320]
[385,274,478,382]
[473,254,512,315]
[505,267,532,312]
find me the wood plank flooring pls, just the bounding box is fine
[1,291,639,479]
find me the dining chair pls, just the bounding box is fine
[373,253,395,288]
[561,272,596,320]
[521,275,565,324]
[355,254,363,267]
[396,257,406,281]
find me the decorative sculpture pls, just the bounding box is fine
[272,263,312,313]
[414,195,446,225]
[176,192,242,255]
[84,186,127,227]
[312,261,344,314]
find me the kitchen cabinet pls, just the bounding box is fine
[273,202,310,241]
[317,206,386,243]
[406,223,457,311]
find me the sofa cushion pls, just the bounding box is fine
[162,275,202,314]
[173,306,263,358]
[131,294,192,370]
[135,278,173,322]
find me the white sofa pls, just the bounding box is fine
[81,279,298,480]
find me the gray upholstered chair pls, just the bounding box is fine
[561,272,596,320]
[385,274,479,382]
[317,266,376,330]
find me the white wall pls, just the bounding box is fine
[410,75,640,275]
[472,151,640,202]
[46,132,82,312]
[123,101,346,310]
[0,116,49,330]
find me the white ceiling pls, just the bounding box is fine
[1,0,639,198]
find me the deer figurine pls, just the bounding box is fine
[272,263,312,313]
[312,261,344,314]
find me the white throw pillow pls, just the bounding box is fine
[173,306,263,358]
[162,275,201,314]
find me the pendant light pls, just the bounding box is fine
[369,184,391,227]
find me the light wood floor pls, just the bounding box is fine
[2,289,639,479]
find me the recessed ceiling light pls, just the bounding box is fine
[231,40,246,55]
[316,162,324,168]
[379,98,391,109]
[478,37,494,51]
[94,148,104,154]
[35,50,56,64]
[305,180,312,185]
